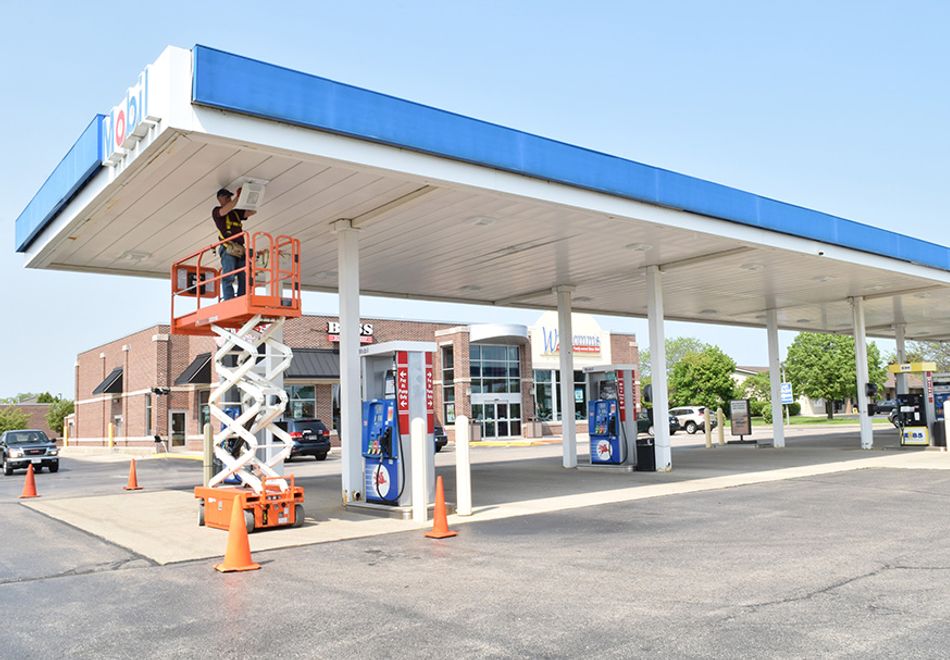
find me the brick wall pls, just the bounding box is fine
[0,404,57,439]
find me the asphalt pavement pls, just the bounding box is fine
[4,445,950,658]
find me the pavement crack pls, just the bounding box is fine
[0,557,150,586]
[741,564,891,612]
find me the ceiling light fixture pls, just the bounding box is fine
[700,308,718,315]
[813,275,835,283]
[460,284,482,292]
[796,318,811,323]
[466,216,496,227]
[624,242,652,252]
[739,263,764,272]
[574,296,593,303]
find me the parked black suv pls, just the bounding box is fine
[274,419,332,461]
[433,425,448,453]
[2,429,59,475]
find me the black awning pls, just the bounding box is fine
[286,349,340,379]
[92,367,123,395]
[175,353,212,385]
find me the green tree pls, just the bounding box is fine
[640,337,711,378]
[36,392,58,403]
[0,407,30,434]
[785,333,886,419]
[743,371,772,416]
[902,341,950,371]
[668,346,738,410]
[46,399,74,438]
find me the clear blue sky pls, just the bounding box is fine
[2,1,948,397]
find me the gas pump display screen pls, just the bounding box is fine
[384,369,396,397]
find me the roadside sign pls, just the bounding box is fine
[780,382,794,405]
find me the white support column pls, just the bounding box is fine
[646,266,672,471]
[334,219,363,502]
[895,322,908,396]
[852,297,874,449]
[555,285,577,468]
[455,415,472,516]
[766,309,786,448]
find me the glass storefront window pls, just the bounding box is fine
[470,343,520,397]
[534,369,587,422]
[286,384,316,419]
[442,346,455,424]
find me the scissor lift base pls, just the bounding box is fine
[196,485,305,532]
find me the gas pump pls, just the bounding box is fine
[582,365,637,468]
[359,341,436,508]
[889,361,937,447]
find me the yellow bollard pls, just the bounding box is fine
[63,422,69,448]
[704,408,712,448]
[108,422,115,449]
[717,407,726,446]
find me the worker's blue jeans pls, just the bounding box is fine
[218,245,246,300]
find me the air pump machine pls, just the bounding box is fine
[582,365,637,469]
[359,341,436,508]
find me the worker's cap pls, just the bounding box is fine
[216,187,233,198]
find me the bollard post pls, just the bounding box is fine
[455,415,472,516]
[63,422,69,448]
[717,407,726,446]
[108,422,115,450]
[410,417,428,523]
[944,401,950,453]
[203,423,213,486]
[704,408,712,448]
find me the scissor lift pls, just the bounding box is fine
[171,231,305,532]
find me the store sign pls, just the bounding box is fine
[540,327,601,355]
[102,66,156,165]
[327,321,374,344]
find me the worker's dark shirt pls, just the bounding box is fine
[212,207,247,244]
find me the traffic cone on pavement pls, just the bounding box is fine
[214,496,260,573]
[19,464,39,499]
[425,475,457,539]
[123,459,143,491]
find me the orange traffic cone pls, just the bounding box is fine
[123,459,143,491]
[425,475,457,539]
[214,496,260,573]
[19,464,39,499]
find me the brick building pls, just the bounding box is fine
[73,313,638,450]
[0,403,58,439]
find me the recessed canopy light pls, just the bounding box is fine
[315,270,337,279]
[754,314,767,320]
[120,250,151,262]
[574,296,592,303]
[796,318,811,323]
[466,216,496,227]
[813,275,834,283]
[624,242,652,252]
[739,263,764,272]
[864,284,885,292]
[700,308,718,315]
[460,284,482,292]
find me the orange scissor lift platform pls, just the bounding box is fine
[172,232,305,532]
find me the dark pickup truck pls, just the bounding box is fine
[2,429,59,475]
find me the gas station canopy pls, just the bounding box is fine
[15,45,950,339]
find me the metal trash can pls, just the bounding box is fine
[635,438,656,472]
[933,423,946,448]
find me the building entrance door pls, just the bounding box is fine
[169,411,186,448]
[473,401,522,439]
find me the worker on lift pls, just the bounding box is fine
[211,187,256,300]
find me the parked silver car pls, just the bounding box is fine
[669,406,718,434]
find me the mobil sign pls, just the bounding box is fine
[101,66,158,166]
